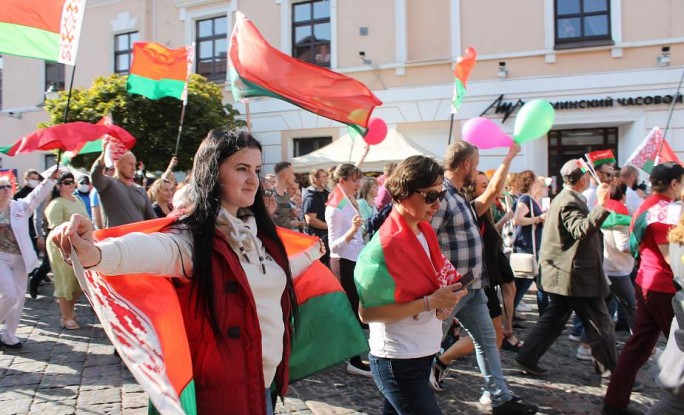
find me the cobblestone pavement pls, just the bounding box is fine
[0,280,666,414]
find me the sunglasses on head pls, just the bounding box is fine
[61,180,75,185]
[416,188,447,204]
[262,189,275,197]
[0,185,11,190]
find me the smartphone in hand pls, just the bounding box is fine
[454,271,475,291]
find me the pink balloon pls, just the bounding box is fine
[461,117,513,149]
[363,118,388,145]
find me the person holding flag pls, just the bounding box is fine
[49,130,324,415]
[354,155,467,414]
[583,150,618,209]
[325,163,370,376]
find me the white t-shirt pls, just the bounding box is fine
[368,231,442,359]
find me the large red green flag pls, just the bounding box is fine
[229,11,382,132]
[127,42,193,101]
[451,47,477,113]
[73,217,367,412]
[354,210,460,307]
[0,0,86,65]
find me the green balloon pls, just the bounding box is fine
[513,99,555,144]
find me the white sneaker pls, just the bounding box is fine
[576,345,592,361]
[516,302,532,312]
[479,390,491,405]
[346,361,373,378]
[568,333,582,342]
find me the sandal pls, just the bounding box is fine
[501,335,523,352]
[60,318,80,330]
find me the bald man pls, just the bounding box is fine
[90,148,156,228]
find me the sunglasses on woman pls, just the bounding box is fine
[61,180,75,185]
[416,188,447,204]
[0,185,11,190]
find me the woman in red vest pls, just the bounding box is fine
[50,130,322,415]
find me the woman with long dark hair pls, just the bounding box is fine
[50,130,322,415]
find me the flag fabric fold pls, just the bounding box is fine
[629,195,672,258]
[0,0,86,65]
[72,217,366,413]
[626,127,683,173]
[451,47,477,114]
[127,42,192,100]
[354,209,459,307]
[602,199,631,229]
[229,11,382,131]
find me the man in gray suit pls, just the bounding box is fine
[515,159,617,379]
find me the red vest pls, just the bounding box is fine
[174,228,292,415]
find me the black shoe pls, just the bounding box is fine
[601,404,643,415]
[614,321,630,332]
[0,339,23,349]
[512,322,526,329]
[514,358,548,376]
[29,274,40,299]
[493,398,538,415]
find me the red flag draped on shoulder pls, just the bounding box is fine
[229,11,382,132]
[72,218,367,411]
[0,0,86,65]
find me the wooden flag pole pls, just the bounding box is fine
[245,100,252,133]
[655,66,684,164]
[447,113,455,145]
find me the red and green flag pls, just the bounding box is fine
[229,11,382,133]
[586,149,616,168]
[73,217,366,413]
[629,195,673,258]
[601,199,631,229]
[626,127,683,174]
[354,210,459,307]
[278,227,368,381]
[127,42,193,101]
[451,47,477,114]
[0,0,86,65]
[326,186,349,210]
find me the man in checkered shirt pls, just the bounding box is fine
[430,141,537,415]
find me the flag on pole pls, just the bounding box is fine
[74,217,367,413]
[127,42,192,100]
[229,11,382,133]
[326,186,349,210]
[626,127,683,173]
[451,47,477,113]
[585,149,616,168]
[0,0,86,65]
[62,114,112,164]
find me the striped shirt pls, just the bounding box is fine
[430,180,486,289]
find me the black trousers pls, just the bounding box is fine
[517,293,617,375]
[330,257,367,329]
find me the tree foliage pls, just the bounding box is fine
[43,74,246,171]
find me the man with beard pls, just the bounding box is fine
[618,165,645,215]
[431,141,537,415]
[90,145,156,228]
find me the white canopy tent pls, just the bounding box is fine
[291,129,442,173]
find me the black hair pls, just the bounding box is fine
[51,171,74,200]
[180,129,297,349]
[274,161,292,175]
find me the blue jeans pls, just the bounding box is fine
[266,389,273,415]
[443,288,512,407]
[369,354,441,415]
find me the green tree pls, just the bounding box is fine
[43,74,245,171]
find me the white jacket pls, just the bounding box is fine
[9,179,56,271]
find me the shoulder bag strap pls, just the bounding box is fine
[529,197,537,258]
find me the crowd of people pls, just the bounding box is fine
[0,127,681,415]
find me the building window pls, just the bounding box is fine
[44,154,57,169]
[548,127,617,178]
[45,61,65,92]
[555,0,612,49]
[293,136,332,157]
[292,0,331,67]
[114,31,139,74]
[196,16,228,82]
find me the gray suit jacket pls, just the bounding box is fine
[539,188,611,297]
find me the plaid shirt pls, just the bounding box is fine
[430,180,486,289]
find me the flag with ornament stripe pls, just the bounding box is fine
[629,196,673,258]
[229,11,382,134]
[0,0,86,65]
[354,209,460,307]
[626,127,683,173]
[451,47,477,113]
[127,42,193,101]
[73,217,366,413]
